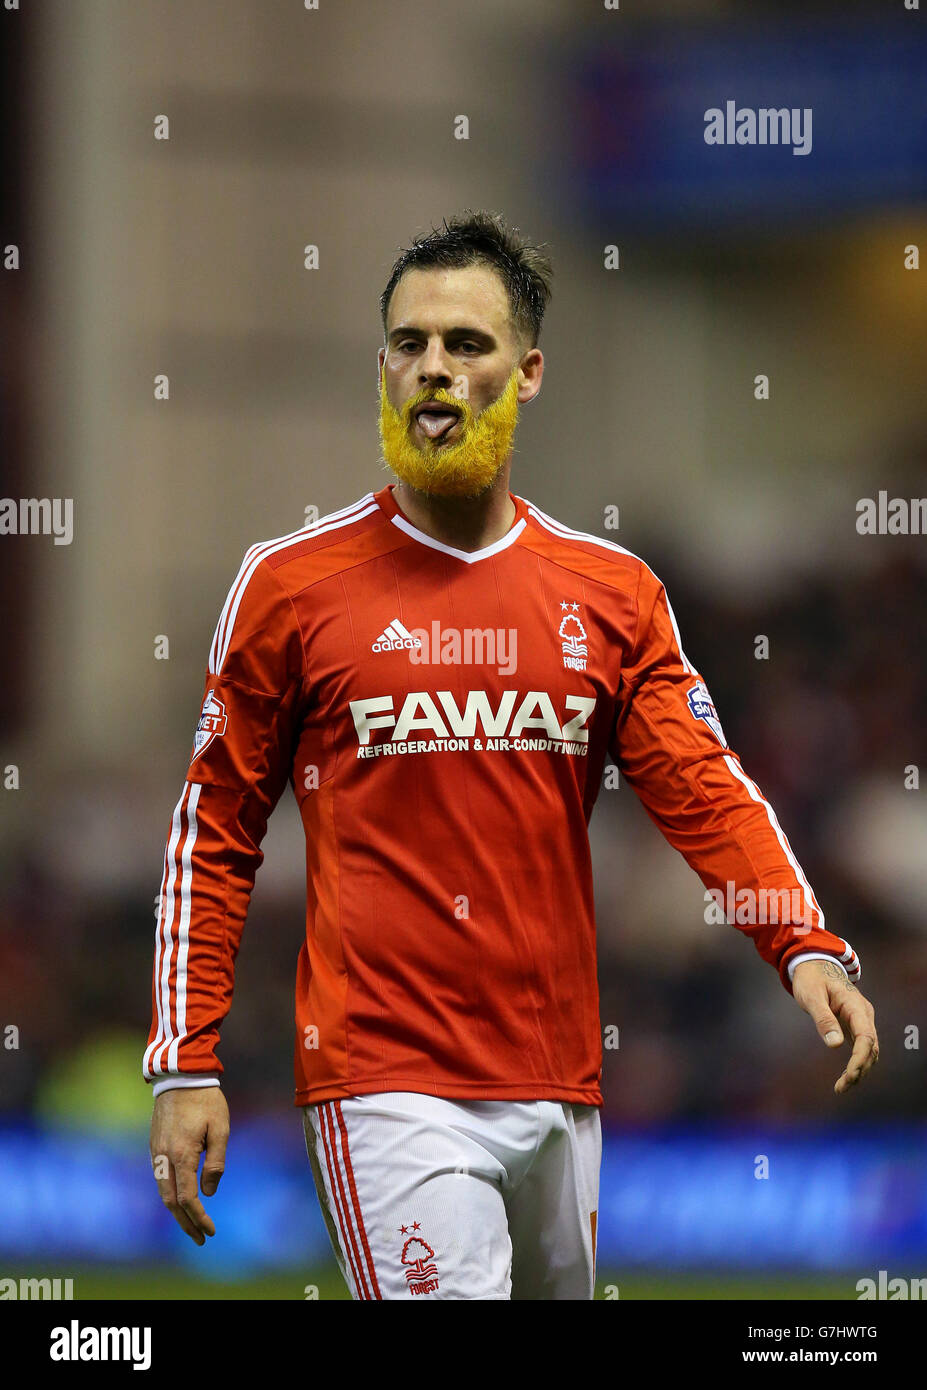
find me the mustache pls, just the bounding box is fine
[401,387,473,424]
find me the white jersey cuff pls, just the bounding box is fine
[787,951,848,983]
[150,1072,221,1098]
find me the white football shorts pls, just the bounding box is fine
[302,1091,601,1300]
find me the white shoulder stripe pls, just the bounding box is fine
[209,493,376,672]
[525,500,637,560]
[143,784,186,1076]
[662,595,697,677]
[166,780,200,1070]
[523,499,696,675]
[144,781,192,1077]
[209,493,378,675]
[722,754,824,931]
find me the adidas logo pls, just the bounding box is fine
[372,619,423,653]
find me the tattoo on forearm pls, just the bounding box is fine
[820,960,857,991]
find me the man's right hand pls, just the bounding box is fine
[150,1087,229,1245]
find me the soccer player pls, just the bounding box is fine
[145,211,879,1300]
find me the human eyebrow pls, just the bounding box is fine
[447,325,493,339]
[447,327,495,348]
[387,326,496,347]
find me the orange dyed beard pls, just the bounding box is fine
[378,367,520,499]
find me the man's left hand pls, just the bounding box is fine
[791,959,879,1095]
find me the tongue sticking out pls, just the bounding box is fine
[417,411,459,440]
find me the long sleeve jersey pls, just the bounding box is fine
[144,484,860,1107]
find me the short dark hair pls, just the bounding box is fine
[380,210,553,350]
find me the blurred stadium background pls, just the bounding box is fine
[1,0,925,1300]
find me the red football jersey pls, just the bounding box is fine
[144,484,860,1106]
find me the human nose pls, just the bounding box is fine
[418,339,454,389]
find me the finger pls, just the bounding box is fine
[153,1159,206,1245]
[150,1147,176,1205]
[164,1195,208,1245]
[836,997,879,1082]
[151,1154,187,1228]
[805,992,845,1047]
[201,1119,229,1198]
[835,1033,878,1094]
[175,1157,217,1239]
[837,994,878,1046]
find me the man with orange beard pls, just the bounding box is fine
[146,211,878,1300]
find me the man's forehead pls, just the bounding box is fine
[387,264,511,334]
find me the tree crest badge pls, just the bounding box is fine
[401,1231,439,1296]
[558,601,588,672]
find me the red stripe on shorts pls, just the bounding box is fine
[319,1102,371,1299]
[334,1099,382,1300]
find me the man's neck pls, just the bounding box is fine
[391,470,517,553]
